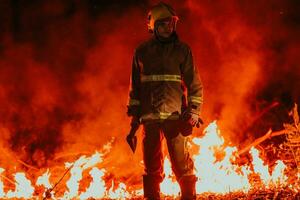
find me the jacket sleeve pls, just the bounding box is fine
[181,46,203,115]
[127,51,141,117]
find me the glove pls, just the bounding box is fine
[189,112,198,127]
[182,108,204,128]
[195,117,204,128]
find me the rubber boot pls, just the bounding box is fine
[179,175,197,200]
[143,175,161,200]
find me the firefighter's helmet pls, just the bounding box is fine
[147,2,179,33]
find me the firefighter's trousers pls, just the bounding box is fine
[142,120,195,199]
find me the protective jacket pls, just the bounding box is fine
[127,33,203,122]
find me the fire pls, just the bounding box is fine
[107,181,130,199]
[79,168,106,199]
[160,158,180,196]
[192,121,252,194]
[0,121,294,199]
[36,169,52,190]
[6,172,34,199]
[0,168,5,198]
[63,152,103,199]
[250,147,287,186]
[159,121,290,196]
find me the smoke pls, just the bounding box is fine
[165,0,300,143]
[0,0,148,172]
[0,0,299,174]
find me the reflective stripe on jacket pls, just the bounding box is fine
[127,33,203,121]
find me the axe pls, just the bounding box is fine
[126,120,140,153]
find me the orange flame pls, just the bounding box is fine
[160,158,180,196]
[79,167,106,199]
[6,173,34,199]
[160,121,288,196]
[0,121,293,199]
[250,147,287,187]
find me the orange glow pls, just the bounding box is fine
[0,2,299,198]
[6,173,34,199]
[0,121,296,198]
[0,121,296,199]
[192,121,251,194]
[160,158,180,196]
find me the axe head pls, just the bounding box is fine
[126,134,137,153]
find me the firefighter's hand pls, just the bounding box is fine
[191,115,204,128]
[182,109,201,127]
[190,113,199,127]
[195,117,204,128]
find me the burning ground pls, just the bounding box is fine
[0,0,299,199]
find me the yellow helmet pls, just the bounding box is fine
[147,2,179,33]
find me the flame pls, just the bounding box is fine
[107,181,130,199]
[159,121,288,196]
[271,160,288,184]
[250,147,288,187]
[0,168,5,198]
[36,169,55,199]
[160,158,180,196]
[63,152,103,199]
[79,167,106,199]
[6,173,34,199]
[192,121,251,194]
[0,121,294,199]
[36,169,52,189]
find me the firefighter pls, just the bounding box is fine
[127,2,203,200]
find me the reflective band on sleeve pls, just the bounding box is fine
[141,74,181,82]
[188,96,203,104]
[159,112,173,119]
[128,99,140,106]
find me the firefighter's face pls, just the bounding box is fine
[156,18,174,38]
